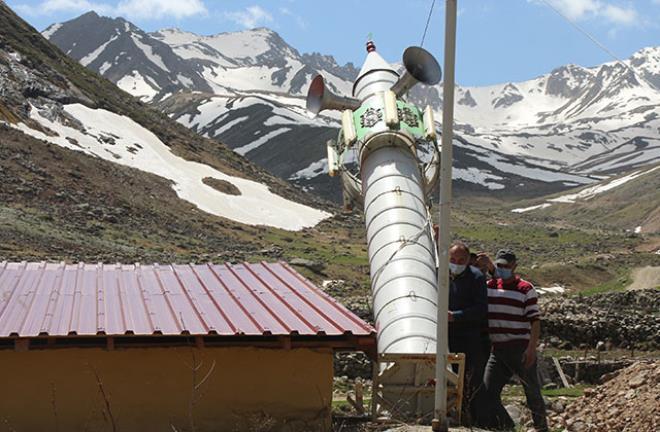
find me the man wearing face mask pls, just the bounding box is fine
[481,249,548,432]
[448,241,488,425]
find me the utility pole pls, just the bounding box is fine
[432,0,457,431]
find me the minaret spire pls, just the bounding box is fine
[366,33,376,52]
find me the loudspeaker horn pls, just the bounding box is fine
[306,75,361,118]
[390,46,442,97]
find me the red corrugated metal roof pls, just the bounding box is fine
[0,261,374,339]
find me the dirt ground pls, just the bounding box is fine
[380,427,489,432]
[627,266,660,290]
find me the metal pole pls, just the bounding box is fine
[432,0,457,430]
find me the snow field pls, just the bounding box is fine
[14,104,330,230]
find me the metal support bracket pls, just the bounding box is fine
[371,353,465,424]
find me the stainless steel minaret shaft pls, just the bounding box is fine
[306,40,442,419]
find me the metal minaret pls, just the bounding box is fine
[306,39,443,419]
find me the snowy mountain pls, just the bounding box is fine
[44,12,357,101]
[44,12,213,100]
[454,61,660,175]
[2,6,329,232]
[43,12,660,201]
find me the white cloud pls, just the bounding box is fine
[601,4,637,24]
[279,7,306,29]
[116,0,207,20]
[543,0,600,20]
[14,0,207,20]
[15,0,113,15]
[225,5,273,29]
[535,0,639,26]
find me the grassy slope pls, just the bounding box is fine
[450,200,659,294]
[560,166,660,233]
[510,165,660,234]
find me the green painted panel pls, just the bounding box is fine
[346,96,425,142]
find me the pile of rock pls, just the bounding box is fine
[334,352,372,379]
[321,279,372,323]
[556,358,634,384]
[556,360,660,431]
[540,289,660,350]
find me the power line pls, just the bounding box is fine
[540,0,656,89]
[420,0,436,47]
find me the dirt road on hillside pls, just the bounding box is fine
[627,266,660,290]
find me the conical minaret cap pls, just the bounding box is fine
[352,40,399,97]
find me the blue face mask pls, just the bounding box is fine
[496,267,513,279]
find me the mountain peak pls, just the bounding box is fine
[158,27,189,35]
[155,26,279,40]
[50,10,138,36]
[629,46,660,90]
[630,46,660,60]
[78,10,100,20]
[492,83,523,108]
[543,63,593,98]
[249,26,276,34]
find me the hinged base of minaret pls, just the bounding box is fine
[371,353,465,424]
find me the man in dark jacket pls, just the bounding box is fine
[448,241,488,425]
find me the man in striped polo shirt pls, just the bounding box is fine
[481,249,548,432]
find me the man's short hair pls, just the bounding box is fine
[450,240,470,256]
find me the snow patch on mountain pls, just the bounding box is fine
[235,128,290,156]
[12,104,330,230]
[131,34,169,72]
[42,23,61,39]
[454,167,505,190]
[80,35,118,66]
[511,203,553,213]
[470,151,593,184]
[511,165,660,213]
[156,28,273,64]
[549,166,660,203]
[290,159,329,181]
[99,61,112,74]
[212,115,249,137]
[117,71,158,100]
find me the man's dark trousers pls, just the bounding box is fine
[483,346,548,431]
[448,267,488,425]
[449,331,488,425]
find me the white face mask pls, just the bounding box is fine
[496,267,513,279]
[449,262,467,276]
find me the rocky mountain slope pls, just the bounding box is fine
[2,5,330,232]
[43,12,660,201]
[0,2,343,268]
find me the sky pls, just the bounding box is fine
[6,0,660,86]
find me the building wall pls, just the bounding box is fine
[0,346,333,432]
